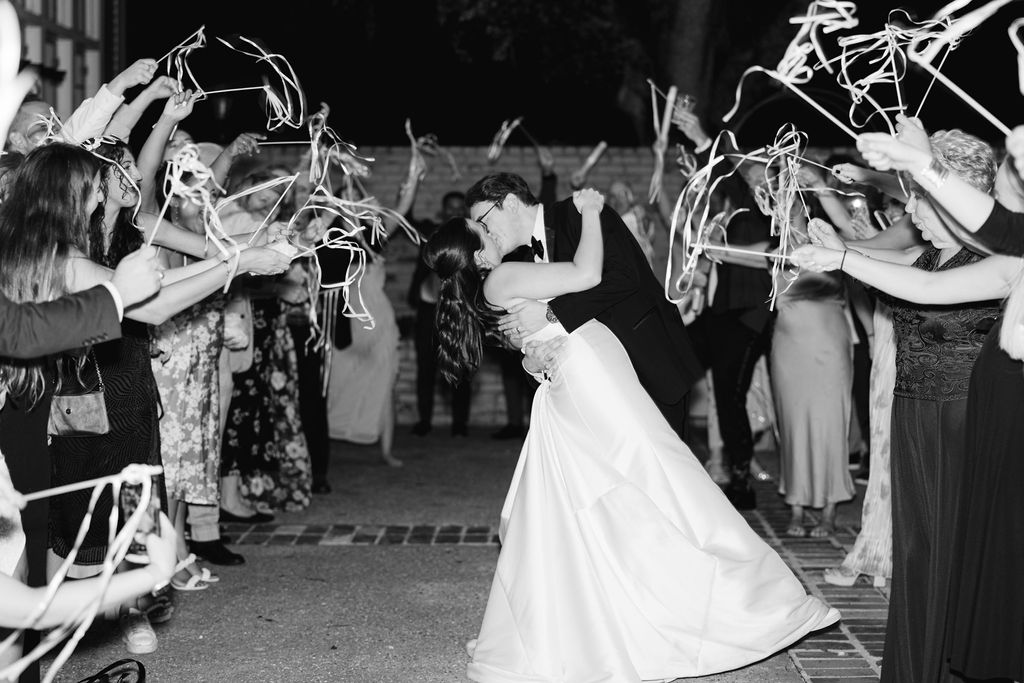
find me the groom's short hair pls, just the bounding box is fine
[466,173,538,208]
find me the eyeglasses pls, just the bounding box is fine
[476,201,500,229]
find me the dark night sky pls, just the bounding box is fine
[126,1,1023,150]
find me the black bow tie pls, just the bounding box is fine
[531,236,545,260]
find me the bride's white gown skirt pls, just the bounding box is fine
[468,321,839,683]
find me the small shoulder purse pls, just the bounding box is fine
[48,349,110,437]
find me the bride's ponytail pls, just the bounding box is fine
[425,218,500,385]
[436,271,487,384]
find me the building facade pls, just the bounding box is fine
[12,0,125,118]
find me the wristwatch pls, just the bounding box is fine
[545,304,559,325]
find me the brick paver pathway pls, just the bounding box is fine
[225,476,888,681]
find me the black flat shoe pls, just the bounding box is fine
[411,422,432,436]
[219,508,274,524]
[188,540,245,566]
[312,481,332,494]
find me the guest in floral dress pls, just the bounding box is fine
[151,292,225,588]
[222,286,312,512]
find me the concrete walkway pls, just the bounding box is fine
[46,428,886,682]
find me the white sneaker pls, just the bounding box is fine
[120,608,157,654]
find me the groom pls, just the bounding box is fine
[465,172,702,439]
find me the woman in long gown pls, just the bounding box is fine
[827,300,894,586]
[844,124,1024,682]
[325,246,401,467]
[425,188,839,682]
[221,285,313,512]
[771,267,857,537]
[796,125,1001,683]
[324,166,422,467]
[706,203,856,537]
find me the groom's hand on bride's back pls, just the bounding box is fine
[498,301,550,346]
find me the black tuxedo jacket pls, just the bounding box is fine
[0,285,121,359]
[694,142,775,333]
[545,198,703,405]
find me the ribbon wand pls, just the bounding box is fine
[649,85,678,203]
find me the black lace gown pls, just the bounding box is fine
[882,247,999,683]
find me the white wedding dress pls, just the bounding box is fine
[468,320,840,683]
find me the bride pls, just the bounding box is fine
[424,188,839,682]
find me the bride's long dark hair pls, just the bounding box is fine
[423,218,500,385]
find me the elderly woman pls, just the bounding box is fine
[793,123,1008,683]
[804,118,1024,683]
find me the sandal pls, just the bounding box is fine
[170,554,214,591]
[809,523,835,538]
[785,524,808,538]
[823,565,860,586]
[119,608,157,655]
[177,552,219,581]
[144,591,176,624]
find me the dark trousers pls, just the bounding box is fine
[414,303,470,428]
[687,309,772,481]
[289,323,330,485]
[496,347,536,427]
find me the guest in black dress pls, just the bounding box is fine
[945,197,1024,683]
[792,129,1014,682]
[851,123,1024,681]
[48,321,162,563]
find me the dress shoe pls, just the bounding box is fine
[451,424,468,437]
[491,424,526,440]
[188,540,245,566]
[312,480,332,494]
[219,508,274,524]
[411,422,432,436]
